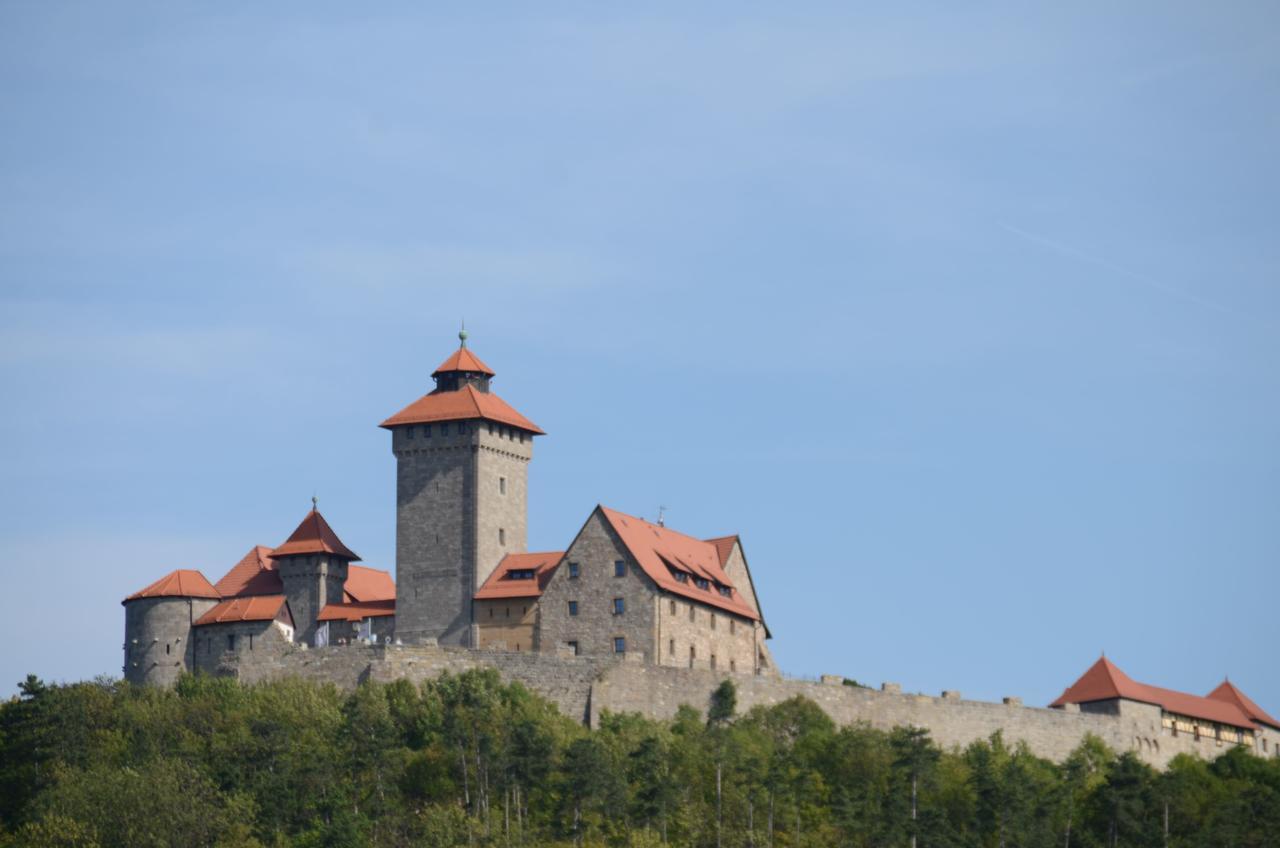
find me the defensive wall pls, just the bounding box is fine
[209,643,1266,769]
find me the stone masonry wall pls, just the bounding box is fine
[123,596,218,687]
[192,619,294,676]
[475,597,538,651]
[538,511,658,661]
[473,423,532,591]
[223,645,1275,768]
[655,593,760,675]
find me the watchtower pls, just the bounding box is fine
[269,505,360,646]
[381,331,543,646]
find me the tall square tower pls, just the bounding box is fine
[381,332,543,646]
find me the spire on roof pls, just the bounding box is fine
[459,320,468,348]
[269,507,361,561]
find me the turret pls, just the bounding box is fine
[381,330,544,646]
[121,569,220,686]
[268,504,360,646]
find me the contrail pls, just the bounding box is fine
[998,221,1246,319]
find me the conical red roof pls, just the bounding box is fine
[269,509,360,561]
[123,569,219,603]
[1208,680,1280,730]
[432,346,495,377]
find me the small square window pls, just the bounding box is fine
[613,637,626,654]
[568,601,579,616]
[568,562,580,579]
[613,597,625,615]
[614,560,627,577]
[567,640,579,656]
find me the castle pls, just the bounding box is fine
[122,334,1277,768]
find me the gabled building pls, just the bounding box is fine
[1052,657,1280,759]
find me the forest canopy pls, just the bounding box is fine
[1,671,1276,847]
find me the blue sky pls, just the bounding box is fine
[2,3,1277,712]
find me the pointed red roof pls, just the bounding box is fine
[123,569,219,603]
[433,346,495,377]
[1051,657,1256,730]
[269,509,360,561]
[598,506,759,621]
[705,535,739,568]
[474,551,564,600]
[195,595,292,626]
[213,545,281,597]
[1208,680,1280,731]
[379,383,544,434]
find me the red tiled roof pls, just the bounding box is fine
[1208,680,1280,731]
[705,535,738,568]
[1051,657,1256,730]
[195,595,291,626]
[317,599,396,621]
[379,383,544,434]
[123,569,220,603]
[343,565,396,603]
[475,551,564,600]
[269,509,361,561]
[598,506,760,621]
[433,346,495,377]
[213,546,281,597]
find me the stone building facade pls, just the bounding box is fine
[120,332,1279,769]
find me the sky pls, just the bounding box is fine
[1,3,1277,712]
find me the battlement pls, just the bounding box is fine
[211,644,1276,769]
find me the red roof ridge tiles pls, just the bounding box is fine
[475,551,565,600]
[195,595,292,626]
[269,509,361,561]
[123,569,220,603]
[379,383,544,434]
[597,505,759,621]
[433,346,495,377]
[317,599,396,622]
[1208,680,1280,731]
[1051,657,1257,731]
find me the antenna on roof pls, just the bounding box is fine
[657,505,667,527]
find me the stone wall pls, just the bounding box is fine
[392,420,533,647]
[539,511,659,661]
[654,593,760,675]
[276,554,347,646]
[475,598,538,651]
[123,596,218,687]
[192,619,294,676]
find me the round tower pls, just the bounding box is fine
[121,570,220,686]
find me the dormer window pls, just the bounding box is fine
[507,569,536,581]
[674,572,688,584]
[695,578,709,590]
[718,586,732,598]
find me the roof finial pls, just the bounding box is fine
[312,494,318,512]
[657,505,666,527]
[459,319,468,348]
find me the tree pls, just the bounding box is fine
[891,726,941,848]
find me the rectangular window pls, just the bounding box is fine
[568,562,580,579]
[249,633,254,651]
[228,634,236,651]
[689,646,696,667]
[695,578,709,590]
[488,423,494,434]
[423,424,431,438]
[613,637,626,654]
[730,659,736,672]
[730,619,736,635]
[499,528,506,545]
[499,476,506,494]
[711,613,717,630]
[407,426,415,440]
[567,640,579,655]
[614,560,627,577]
[670,599,676,614]
[711,654,717,670]
[675,572,688,583]
[440,423,449,436]
[505,607,510,618]
[669,638,675,656]
[568,601,579,616]
[689,606,695,623]
[613,597,625,615]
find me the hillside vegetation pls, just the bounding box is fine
[1,671,1276,847]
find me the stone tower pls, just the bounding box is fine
[381,332,543,646]
[269,506,361,646]
[121,570,220,686]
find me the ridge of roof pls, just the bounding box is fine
[1208,680,1280,731]
[432,346,495,377]
[1051,657,1257,730]
[379,383,544,434]
[704,535,739,568]
[123,569,220,603]
[597,506,760,621]
[317,599,396,622]
[269,509,361,561]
